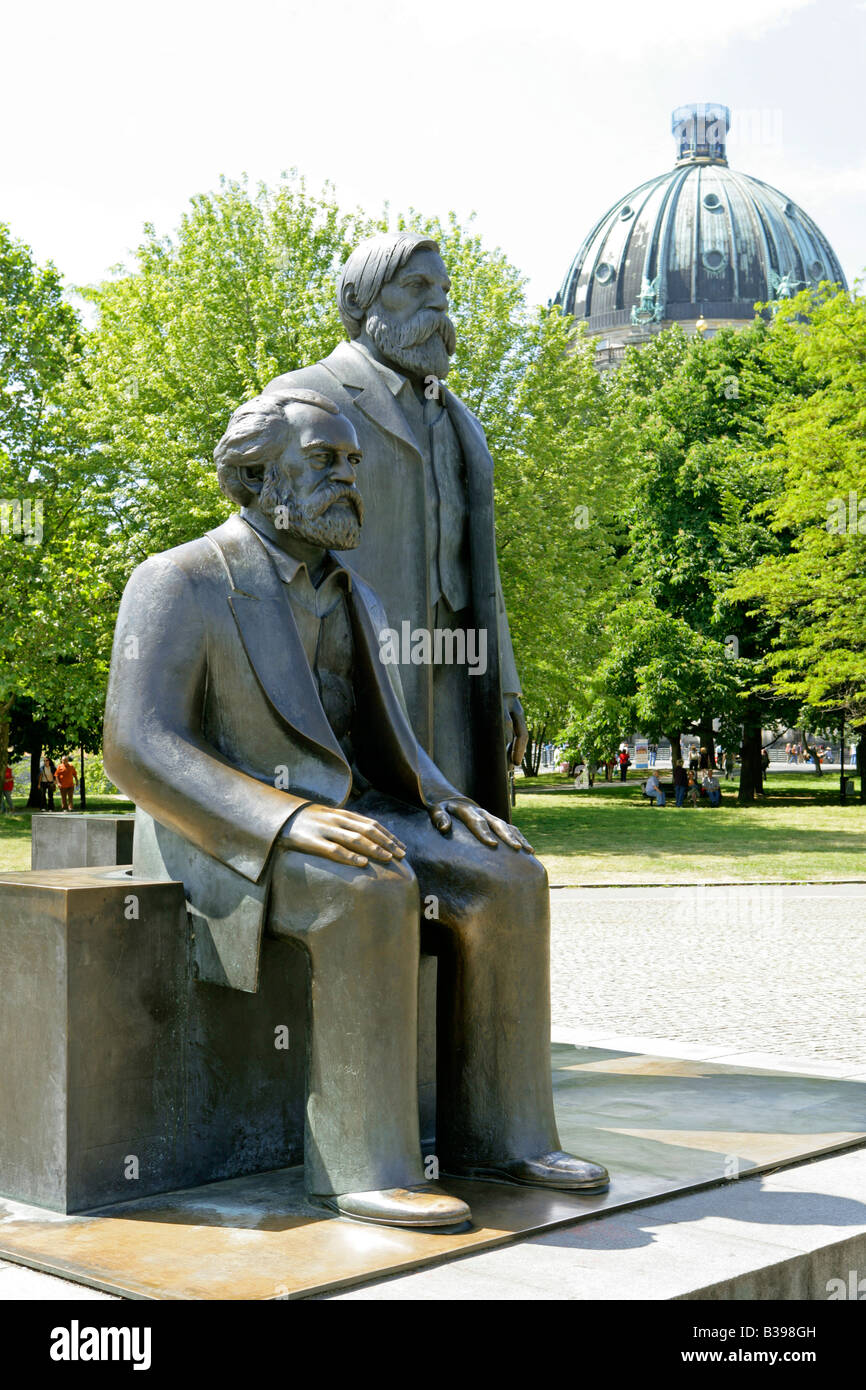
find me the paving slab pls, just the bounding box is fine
[320,1147,866,1301]
[0,1043,863,1300]
[550,883,866,1063]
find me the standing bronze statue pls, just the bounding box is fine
[263,232,525,820]
[103,388,609,1229]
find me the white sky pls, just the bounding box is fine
[3,0,864,307]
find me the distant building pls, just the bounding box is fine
[555,102,847,370]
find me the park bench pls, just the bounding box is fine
[639,779,723,806]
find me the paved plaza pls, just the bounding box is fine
[550,883,866,1065]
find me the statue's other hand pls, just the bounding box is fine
[430,800,533,853]
[504,695,528,767]
[281,804,407,869]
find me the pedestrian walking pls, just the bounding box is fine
[56,754,78,811]
[39,754,57,810]
[1,764,15,814]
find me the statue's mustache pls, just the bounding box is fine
[368,308,457,356]
[261,471,364,526]
[308,482,364,523]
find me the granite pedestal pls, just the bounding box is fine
[0,866,436,1213]
[30,814,135,871]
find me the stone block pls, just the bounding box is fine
[0,865,437,1212]
[30,814,135,871]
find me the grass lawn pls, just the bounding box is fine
[1,778,863,887]
[513,772,866,885]
[0,797,135,872]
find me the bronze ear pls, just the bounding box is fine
[240,464,264,495]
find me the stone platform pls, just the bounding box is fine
[0,1042,864,1300]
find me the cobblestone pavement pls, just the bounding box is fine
[550,883,866,1064]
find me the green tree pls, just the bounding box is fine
[730,280,866,793]
[565,599,739,767]
[72,175,374,578]
[596,320,811,800]
[0,222,103,773]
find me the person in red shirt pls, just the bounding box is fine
[55,754,79,811]
[1,765,15,814]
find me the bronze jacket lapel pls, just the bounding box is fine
[322,341,423,462]
[347,572,461,811]
[207,515,349,776]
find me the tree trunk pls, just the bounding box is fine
[801,728,823,775]
[665,731,682,766]
[858,729,866,804]
[27,740,43,809]
[521,733,535,779]
[0,697,12,780]
[522,725,546,779]
[79,742,87,811]
[699,714,716,768]
[738,716,764,803]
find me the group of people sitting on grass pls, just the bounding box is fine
[643,760,722,808]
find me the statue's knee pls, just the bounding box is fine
[473,847,547,902]
[521,851,549,894]
[364,856,419,905]
[343,857,420,938]
[269,849,417,942]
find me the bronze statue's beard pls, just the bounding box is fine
[259,471,364,550]
[366,308,456,380]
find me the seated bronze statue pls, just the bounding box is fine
[103,387,609,1229]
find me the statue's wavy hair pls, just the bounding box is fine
[336,231,439,339]
[214,388,340,507]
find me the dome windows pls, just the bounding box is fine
[556,106,846,333]
[702,248,727,273]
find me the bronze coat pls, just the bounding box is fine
[264,341,515,819]
[102,513,460,993]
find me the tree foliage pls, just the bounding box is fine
[0,222,106,760]
[730,282,866,730]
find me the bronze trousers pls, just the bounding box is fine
[266,791,560,1197]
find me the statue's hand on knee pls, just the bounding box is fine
[281,805,406,868]
[429,799,533,853]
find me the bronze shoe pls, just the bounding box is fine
[315,1183,472,1229]
[445,1150,609,1193]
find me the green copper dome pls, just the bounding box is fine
[556,103,847,336]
